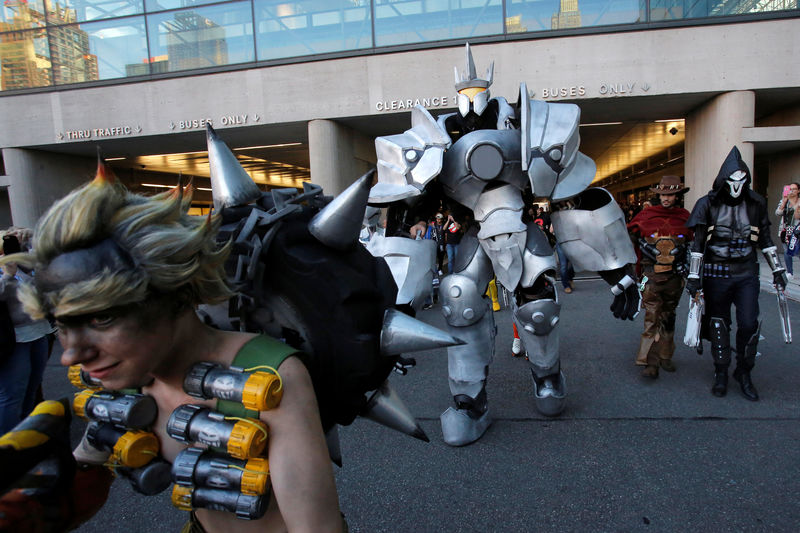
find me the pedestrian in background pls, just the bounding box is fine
[0,229,55,434]
[775,182,800,278]
[445,213,463,275]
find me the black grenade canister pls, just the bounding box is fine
[73,389,157,430]
[184,362,282,411]
[167,404,267,459]
[171,485,268,520]
[173,447,270,496]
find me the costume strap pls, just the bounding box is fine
[215,335,298,418]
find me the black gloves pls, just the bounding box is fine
[599,266,640,321]
[686,276,701,297]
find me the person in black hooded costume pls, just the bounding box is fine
[686,146,787,401]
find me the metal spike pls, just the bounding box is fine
[380,308,465,356]
[465,42,477,79]
[206,124,262,211]
[486,61,494,85]
[454,65,461,85]
[325,427,342,467]
[308,169,374,250]
[362,381,429,442]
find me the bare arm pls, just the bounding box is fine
[261,356,341,533]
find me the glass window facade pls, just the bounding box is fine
[147,2,254,73]
[1,0,797,91]
[374,0,504,46]
[255,0,372,60]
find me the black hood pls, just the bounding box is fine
[710,146,751,202]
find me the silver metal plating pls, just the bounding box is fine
[367,235,436,311]
[479,231,527,290]
[440,406,491,446]
[551,188,636,271]
[531,370,566,416]
[688,251,704,280]
[440,273,491,328]
[370,106,450,203]
[445,310,495,393]
[363,380,429,442]
[206,124,262,211]
[380,308,464,356]
[762,245,785,273]
[438,129,526,210]
[308,170,372,250]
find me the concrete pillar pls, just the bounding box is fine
[684,91,755,210]
[2,148,95,229]
[308,119,375,195]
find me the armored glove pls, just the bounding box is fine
[685,277,701,297]
[686,251,703,297]
[600,266,640,321]
[773,270,788,291]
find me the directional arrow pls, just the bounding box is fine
[641,83,650,92]
[57,132,64,140]
[253,114,261,122]
[135,125,142,133]
[169,121,175,130]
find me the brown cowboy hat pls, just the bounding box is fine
[650,175,689,194]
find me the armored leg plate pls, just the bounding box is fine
[530,369,567,416]
[709,317,731,366]
[440,407,492,446]
[513,298,561,373]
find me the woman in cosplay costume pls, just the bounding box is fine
[627,176,693,378]
[0,134,460,531]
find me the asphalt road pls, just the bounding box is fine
[38,278,799,532]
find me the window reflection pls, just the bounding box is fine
[145,0,223,13]
[44,0,144,24]
[254,0,372,60]
[1,0,46,30]
[0,27,51,89]
[52,16,147,81]
[147,2,254,72]
[651,0,797,20]
[374,0,503,47]
[507,0,641,32]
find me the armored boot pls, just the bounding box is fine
[709,318,731,397]
[733,324,761,402]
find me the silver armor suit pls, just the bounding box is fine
[368,45,637,446]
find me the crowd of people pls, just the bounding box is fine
[0,150,795,531]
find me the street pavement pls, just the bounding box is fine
[38,279,799,532]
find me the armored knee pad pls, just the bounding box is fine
[513,298,561,376]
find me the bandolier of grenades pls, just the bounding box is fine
[68,361,283,520]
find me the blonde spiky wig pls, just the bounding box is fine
[0,162,232,320]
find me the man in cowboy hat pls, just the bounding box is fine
[628,175,693,378]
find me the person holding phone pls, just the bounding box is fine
[776,182,800,277]
[0,230,55,433]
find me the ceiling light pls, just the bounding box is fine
[654,119,684,123]
[580,122,623,127]
[234,143,303,151]
[104,157,126,161]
